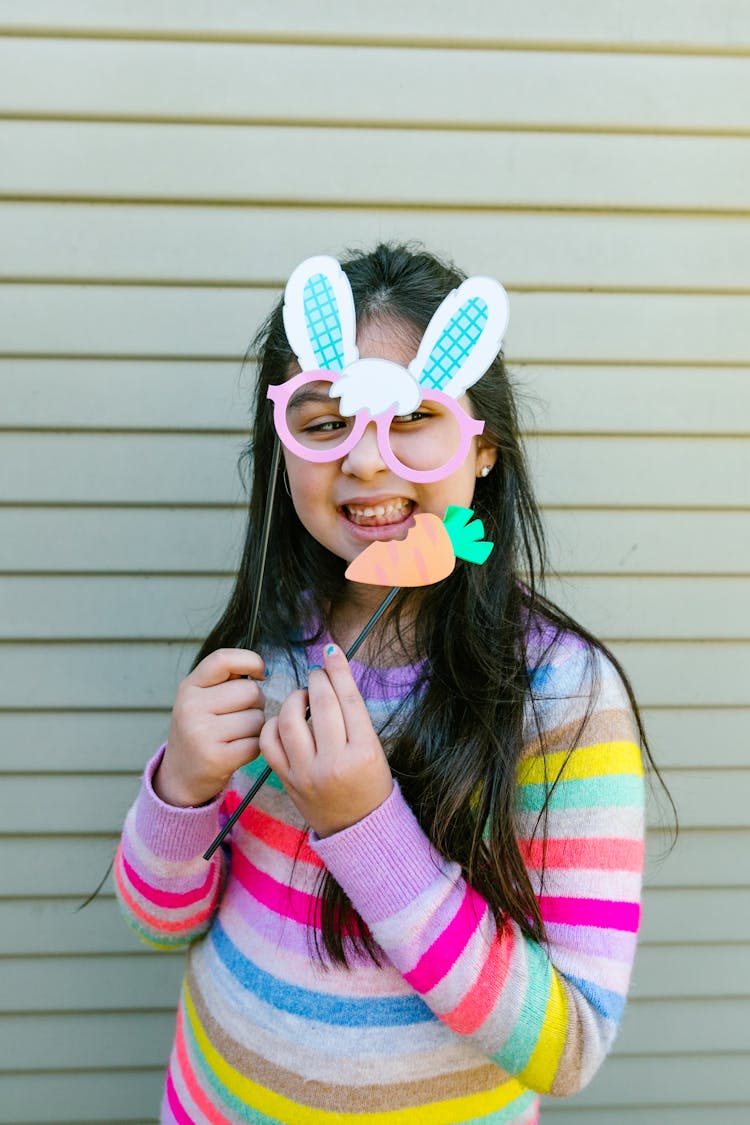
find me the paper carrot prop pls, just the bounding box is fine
[345,506,493,586]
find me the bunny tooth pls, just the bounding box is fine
[330,358,422,418]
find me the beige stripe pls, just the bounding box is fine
[186,963,513,1113]
[522,707,637,758]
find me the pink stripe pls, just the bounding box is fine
[119,845,218,909]
[519,836,644,872]
[165,1071,194,1125]
[540,895,640,933]
[114,859,213,935]
[404,885,487,994]
[232,845,321,928]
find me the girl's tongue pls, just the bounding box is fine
[343,498,414,528]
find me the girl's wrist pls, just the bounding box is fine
[152,753,217,809]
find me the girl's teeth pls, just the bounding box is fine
[345,499,412,526]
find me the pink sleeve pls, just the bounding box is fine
[113,746,227,949]
[311,656,645,1097]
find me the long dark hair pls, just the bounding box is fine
[196,242,675,965]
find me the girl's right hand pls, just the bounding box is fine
[153,649,267,808]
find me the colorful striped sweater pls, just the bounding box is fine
[114,625,645,1124]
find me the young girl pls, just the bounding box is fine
[115,244,657,1125]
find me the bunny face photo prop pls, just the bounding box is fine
[268,255,510,484]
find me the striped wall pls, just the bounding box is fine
[0,3,748,1122]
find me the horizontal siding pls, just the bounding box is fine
[3,121,750,209]
[3,205,750,290]
[1,40,750,131]
[1,1,749,52]
[1,19,747,1125]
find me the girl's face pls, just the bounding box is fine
[282,317,496,567]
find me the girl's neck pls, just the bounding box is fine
[327,585,417,668]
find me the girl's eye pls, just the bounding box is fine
[305,418,347,434]
[393,411,431,425]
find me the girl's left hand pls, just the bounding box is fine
[259,644,393,838]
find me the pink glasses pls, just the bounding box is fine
[268,371,485,484]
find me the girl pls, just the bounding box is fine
[115,243,660,1124]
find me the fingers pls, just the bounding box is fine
[259,715,291,778]
[205,677,264,716]
[320,644,372,744]
[190,648,266,688]
[216,707,265,745]
[306,666,347,758]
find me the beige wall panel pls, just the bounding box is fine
[0,954,184,1012]
[0,898,159,953]
[4,359,747,436]
[2,433,746,507]
[4,204,749,290]
[0,507,247,572]
[0,1069,164,1124]
[0,712,170,772]
[4,286,750,364]
[1,0,749,51]
[545,511,750,575]
[3,121,750,210]
[545,1108,750,1124]
[0,1010,177,1073]
[643,887,750,942]
[3,574,747,640]
[1,768,744,834]
[3,40,750,131]
[643,707,749,769]
[0,359,251,430]
[0,508,745,576]
[2,705,744,774]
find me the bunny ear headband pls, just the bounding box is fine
[272,255,510,483]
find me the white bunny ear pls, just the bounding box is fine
[282,255,359,373]
[407,276,510,398]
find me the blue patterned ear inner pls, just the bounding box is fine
[303,273,345,371]
[419,297,489,391]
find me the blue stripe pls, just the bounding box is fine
[567,974,625,1022]
[211,919,434,1027]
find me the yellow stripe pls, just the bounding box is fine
[520,971,568,1095]
[518,741,643,786]
[184,982,527,1124]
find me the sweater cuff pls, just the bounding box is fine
[310,782,456,923]
[133,745,225,861]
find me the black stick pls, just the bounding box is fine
[203,584,401,860]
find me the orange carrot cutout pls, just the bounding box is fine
[345,506,493,587]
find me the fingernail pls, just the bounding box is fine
[324,644,337,656]
[264,665,271,677]
[309,664,322,672]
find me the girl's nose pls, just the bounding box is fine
[340,421,387,480]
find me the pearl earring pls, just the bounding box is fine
[480,465,491,478]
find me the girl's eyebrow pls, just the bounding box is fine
[287,388,339,412]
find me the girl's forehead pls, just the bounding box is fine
[283,314,421,382]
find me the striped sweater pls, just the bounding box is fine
[114,625,645,1124]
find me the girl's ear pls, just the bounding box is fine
[282,256,359,373]
[407,276,509,399]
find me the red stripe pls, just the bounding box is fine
[539,895,640,933]
[222,793,322,866]
[444,925,515,1034]
[518,836,644,872]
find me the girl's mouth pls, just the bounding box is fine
[340,497,415,528]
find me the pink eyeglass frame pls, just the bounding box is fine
[268,371,485,484]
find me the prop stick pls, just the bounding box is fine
[243,434,282,651]
[203,506,492,861]
[203,585,401,860]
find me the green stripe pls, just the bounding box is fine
[491,938,551,1075]
[517,773,644,812]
